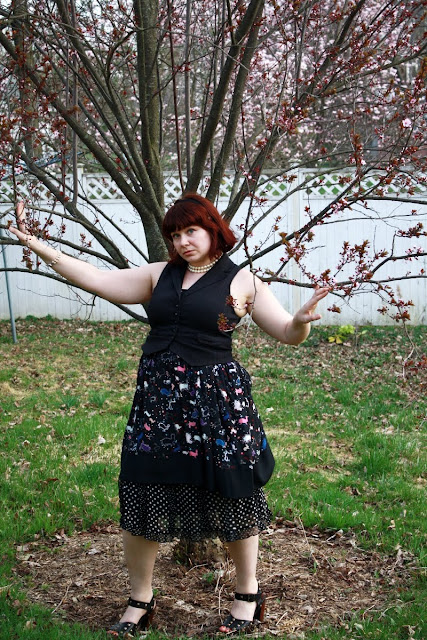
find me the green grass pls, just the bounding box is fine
[0,319,426,639]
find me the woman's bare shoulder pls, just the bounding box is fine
[148,261,169,289]
[148,260,169,274]
[232,267,263,295]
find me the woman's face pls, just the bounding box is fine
[171,225,213,267]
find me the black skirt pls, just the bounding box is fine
[119,351,274,541]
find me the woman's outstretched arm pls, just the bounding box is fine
[232,269,329,345]
[8,202,166,305]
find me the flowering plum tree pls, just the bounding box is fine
[0,0,426,321]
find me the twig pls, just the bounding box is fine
[51,581,72,613]
[295,516,318,567]
[402,322,416,382]
[378,599,413,618]
[186,562,209,573]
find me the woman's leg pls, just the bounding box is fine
[219,534,260,628]
[119,530,159,624]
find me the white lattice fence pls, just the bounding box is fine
[301,171,427,198]
[85,175,123,200]
[0,178,61,202]
[1,169,426,324]
[2,169,426,203]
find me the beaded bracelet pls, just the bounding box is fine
[46,251,62,268]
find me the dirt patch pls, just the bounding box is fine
[0,381,28,401]
[14,520,414,637]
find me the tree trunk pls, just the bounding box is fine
[172,538,226,567]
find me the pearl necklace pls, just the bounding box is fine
[187,254,222,273]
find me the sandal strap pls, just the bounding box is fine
[128,595,155,611]
[235,588,261,603]
[221,614,252,632]
[107,621,137,636]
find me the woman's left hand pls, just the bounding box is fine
[292,286,330,325]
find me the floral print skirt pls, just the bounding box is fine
[119,351,274,541]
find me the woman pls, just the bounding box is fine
[9,194,328,636]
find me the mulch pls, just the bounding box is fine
[14,518,415,638]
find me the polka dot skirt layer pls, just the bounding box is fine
[119,481,272,542]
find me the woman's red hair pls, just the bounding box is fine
[162,193,237,263]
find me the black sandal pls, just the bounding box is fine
[219,587,266,635]
[107,596,156,637]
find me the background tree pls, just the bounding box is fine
[0,0,426,321]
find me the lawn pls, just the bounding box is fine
[0,318,426,640]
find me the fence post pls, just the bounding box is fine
[0,227,18,343]
[289,169,303,312]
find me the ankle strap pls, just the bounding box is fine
[235,588,261,602]
[128,595,155,610]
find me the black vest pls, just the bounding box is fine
[142,254,241,366]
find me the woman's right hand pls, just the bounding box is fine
[9,199,166,305]
[9,201,33,247]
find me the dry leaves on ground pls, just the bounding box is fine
[14,519,414,638]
